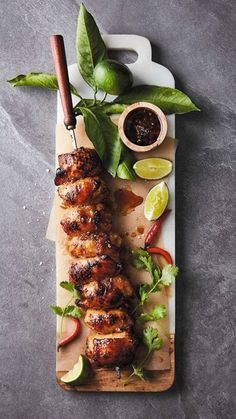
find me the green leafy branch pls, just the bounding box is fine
[124,326,163,385]
[124,248,178,384]
[132,248,179,307]
[7,3,200,180]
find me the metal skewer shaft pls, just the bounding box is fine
[50,34,78,149]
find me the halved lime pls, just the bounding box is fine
[61,355,90,386]
[133,158,172,180]
[144,181,169,221]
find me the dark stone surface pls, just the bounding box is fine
[0,1,235,418]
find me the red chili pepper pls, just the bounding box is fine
[144,209,171,248]
[147,247,173,265]
[57,317,81,352]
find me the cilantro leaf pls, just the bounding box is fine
[131,366,146,381]
[60,281,81,299]
[138,304,167,323]
[132,248,161,281]
[159,264,179,286]
[151,304,167,320]
[133,248,179,305]
[124,365,147,386]
[50,304,81,319]
[65,306,82,319]
[143,326,163,352]
[138,280,161,305]
[63,305,76,316]
[132,248,150,269]
[138,283,151,305]
[50,305,63,316]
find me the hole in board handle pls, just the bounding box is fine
[108,49,138,64]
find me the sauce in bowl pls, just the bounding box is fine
[118,102,168,152]
[124,107,161,146]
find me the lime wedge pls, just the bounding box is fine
[133,158,172,180]
[144,181,169,221]
[61,355,90,386]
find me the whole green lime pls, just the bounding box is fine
[93,59,133,95]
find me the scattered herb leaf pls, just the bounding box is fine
[60,281,81,298]
[50,305,63,316]
[50,304,81,319]
[63,305,82,318]
[132,248,178,305]
[143,326,163,353]
[138,304,167,323]
[159,264,179,286]
[124,327,162,386]
[132,248,161,283]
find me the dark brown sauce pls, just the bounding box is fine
[114,188,143,215]
[137,225,144,234]
[124,107,161,146]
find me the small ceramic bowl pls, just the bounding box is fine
[118,102,168,152]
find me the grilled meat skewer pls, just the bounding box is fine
[58,177,109,207]
[55,145,138,368]
[67,232,122,259]
[86,331,137,367]
[60,203,112,237]
[69,256,122,286]
[55,147,102,185]
[84,309,133,334]
[76,276,134,310]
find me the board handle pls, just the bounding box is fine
[102,34,152,64]
[50,35,76,130]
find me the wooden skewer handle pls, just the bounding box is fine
[50,35,76,130]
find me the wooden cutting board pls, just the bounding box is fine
[47,34,176,392]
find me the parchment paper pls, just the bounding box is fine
[46,116,176,372]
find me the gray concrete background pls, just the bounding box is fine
[0,0,235,418]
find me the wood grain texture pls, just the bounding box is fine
[56,334,175,392]
[50,35,76,129]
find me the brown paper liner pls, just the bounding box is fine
[46,116,176,373]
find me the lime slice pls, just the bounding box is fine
[61,355,90,386]
[133,158,172,180]
[144,181,169,221]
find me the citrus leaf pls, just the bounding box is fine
[114,85,200,114]
[79,107,106,161]
[92,108,122,177]
[102,102,127,115]
[8,72,79,96]
[76,3,107,89]
[79,107,121,177]
[117,144,136,180]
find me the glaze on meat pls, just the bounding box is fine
[55,147,102,185]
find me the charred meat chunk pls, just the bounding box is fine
[55,147,102,185]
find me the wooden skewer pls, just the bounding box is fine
[50,34,78,149]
